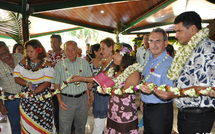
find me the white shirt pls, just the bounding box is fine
[136,46,152,65]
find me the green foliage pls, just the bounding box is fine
[132,37,142,47]
[63,28,115,44]
[0,11,22,44]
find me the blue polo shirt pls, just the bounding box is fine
[140,50,173,104]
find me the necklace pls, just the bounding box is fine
[49,50,63,65]
[142,54,169,83]
[97,63,144,95]
[29,60,43,70]
[1,62,13,76]
[96,59,113,76]
[1,54,20,76]
[50,50,56,65]
[25,58,47,75]
[167,27,209,81]
[62,57,82,86]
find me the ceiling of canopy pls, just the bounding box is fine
[0,0,214,38]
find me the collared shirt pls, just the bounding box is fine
[173,37,215,108]
[53,56,92,95]
[46,49,64,65]
[136,46,152,65]
[140,50,173,104]
[0,53,23,94]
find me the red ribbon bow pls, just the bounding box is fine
[36,47,42,53]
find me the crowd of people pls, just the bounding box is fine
[0,11,215,134]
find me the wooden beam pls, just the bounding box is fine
[0,1,21,13]
[31,0,129,13]
[121,0,176,33]
[32,14,113,33]
[30,27,83,38]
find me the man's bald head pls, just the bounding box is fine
[64,40,78,62]
[64,41,78,50]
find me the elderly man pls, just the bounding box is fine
[0,41,23,134]
[136,34,152,65]
[155,11,215,134]
[139,28,173,134]
[53,41,92,134]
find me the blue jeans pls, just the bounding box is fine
[4,92,21,134]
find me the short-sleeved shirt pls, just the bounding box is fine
[136,46,152,65]
[0,53,23,94]
[173,37,215,108]
[53,56,93,95]
[46,49,64,65]
[140,50,173,104]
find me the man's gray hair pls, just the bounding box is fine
[150,28,168,41]
[64,40,78,50]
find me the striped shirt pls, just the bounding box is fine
[0,53,23,94]
[53,56,92,95]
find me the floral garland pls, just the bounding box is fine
[25,58,47,75]
[48,50,63,65]
[0,54,20,76]
[0,76,73,101]
[62,57,82,86]
[142,54,169,83]
[95,59,113,75]
[167,28,209,80]
[135,83,215,97]
[1,62,14,76]
[49,50,56,65]
[97,62,144,95]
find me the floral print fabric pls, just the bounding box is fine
[105,94,138,134]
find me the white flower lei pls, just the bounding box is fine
[136,83,215,97]
[109,63,143,88]
[167,28,209,80]
[97,63,144,95]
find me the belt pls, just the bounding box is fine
[179,107,214,114]
[143,102,163,107]
[62,91,86,98]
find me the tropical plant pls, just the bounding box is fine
[0,10,22,44]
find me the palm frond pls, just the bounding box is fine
[0,10,22,44]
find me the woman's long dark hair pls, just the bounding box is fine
[91,44,100,58]
[113,43,136,74]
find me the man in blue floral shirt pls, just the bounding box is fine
[155,11,215,134]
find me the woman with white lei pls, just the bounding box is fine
[99,43,143,134]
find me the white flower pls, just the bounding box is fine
[199,90,208,95]
[125,86,134,93]
[114,88,122,95]
[157,84,166,91]
[184,88,197,97]
[147,83,156,90]
[199,87,213,94]
[120,51,125,56]
[136,83,143,89]
[170,87,180,96]
[97,86,102,92]
[105,87,112,94]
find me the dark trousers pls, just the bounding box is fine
[178,107,215,134]
[143,102,173,134]
[53,95,59,132]
[4,92,21,134]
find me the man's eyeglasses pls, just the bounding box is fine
[148,40,163,44]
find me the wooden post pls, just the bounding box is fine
[22,18,29,45]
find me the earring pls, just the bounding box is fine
[110,52,112,55]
